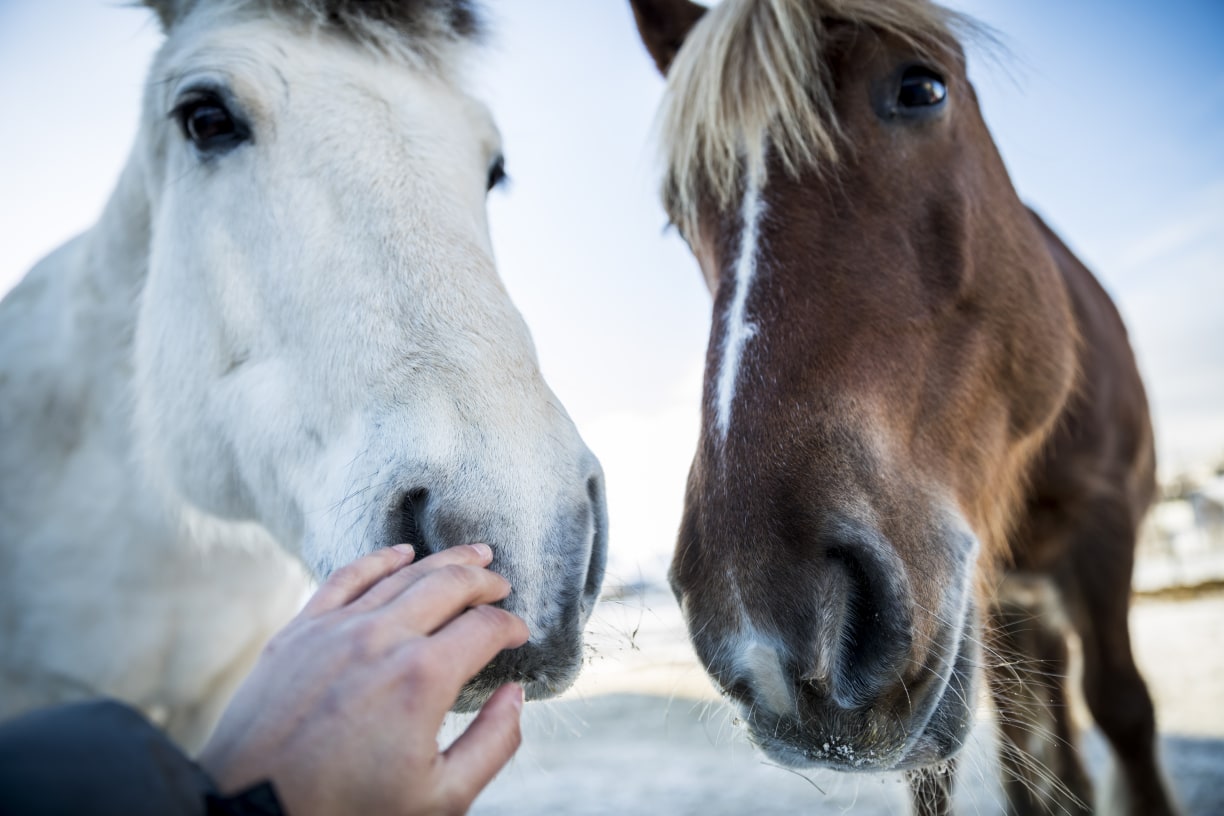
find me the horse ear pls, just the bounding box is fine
[628,0,707,76]
[142,0,195,32]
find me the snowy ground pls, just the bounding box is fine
[467,587,1224,815]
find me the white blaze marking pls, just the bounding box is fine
[741,637,794,716]
[715,174,766,440]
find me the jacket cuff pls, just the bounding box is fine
[205,781,285,815]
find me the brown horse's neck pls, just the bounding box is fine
[1012,209,1157,570]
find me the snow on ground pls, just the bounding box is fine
[467,587,1224,814]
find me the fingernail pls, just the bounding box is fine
[470,542,492,558]
[509,683,524,711]
[392,544,414,556]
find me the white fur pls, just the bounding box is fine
[738,633,795,717]
[1,4,602,747]
[714,172,765,440]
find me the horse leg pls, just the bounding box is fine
[1056,510,1179,816]
[906,762,955,816]
[988,575,1093,816]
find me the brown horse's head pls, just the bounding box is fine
[632,0,1078,770]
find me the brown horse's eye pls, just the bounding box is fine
[898,66,947,109]
[173,91,250,155]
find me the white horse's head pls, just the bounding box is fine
[130,0,606,706]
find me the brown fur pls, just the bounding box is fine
[631,1,1176,813]
[649,0,975,237]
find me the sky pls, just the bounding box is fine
[1,1,1222,584]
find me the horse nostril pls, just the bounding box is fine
[582,473,608,604]
[822,538,913,710]
[391,488,431,560]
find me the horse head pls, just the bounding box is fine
[132,0,607,708]
[632,0,1078,769]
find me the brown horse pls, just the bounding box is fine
[628,1,1177,813]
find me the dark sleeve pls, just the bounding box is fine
[0,700,284,816]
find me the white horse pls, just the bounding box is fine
[0,0,607,748]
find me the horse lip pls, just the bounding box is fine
[896,606,979,764]
[451,624,585,713]
[451,671,566,713]
[744,716,908,772]
[728,605,978,773]
[740,702,963,773]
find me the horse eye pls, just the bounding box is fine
[897,66,947,109]
[173,94,248,155]
[486,155,507,192]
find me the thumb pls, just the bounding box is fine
[439,683,525,805]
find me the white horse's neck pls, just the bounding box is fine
[1,151,151,505]
[67,155,153,397]
[0,144,282,554]
[1,148,305,747]
[88,156,153,297]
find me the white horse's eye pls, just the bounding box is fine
[172,92,250,156]
[486,154,507,192]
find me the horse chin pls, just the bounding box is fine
[449,631,585,713]
[893,633,978,770]
[450,681,501,714]
[451,671,579,714]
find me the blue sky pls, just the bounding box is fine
[1,1,1221,581]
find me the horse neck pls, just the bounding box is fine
[77,153,154,358]
[0,149,155,532]
[51,151,153,444]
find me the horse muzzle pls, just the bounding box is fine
[385,464,608,711]
[711,601,979,772]
[673,514,981,772]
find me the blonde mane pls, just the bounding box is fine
[658,0,967,232]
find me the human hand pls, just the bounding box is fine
[198,543,530,816]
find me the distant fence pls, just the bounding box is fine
[1136,479,1224,593]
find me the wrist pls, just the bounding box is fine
[204,780,286,815]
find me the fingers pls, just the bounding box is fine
[305,543,495,619]
[439,683,525,806]
[424,604,530,685]
[383,562,513,635]
[300,546,415,616]
[348,543,494,614]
